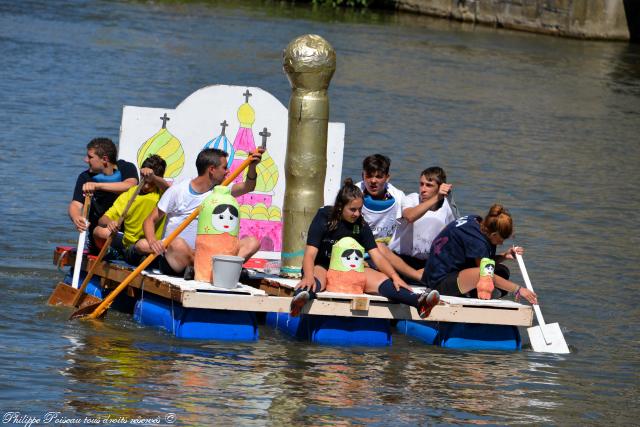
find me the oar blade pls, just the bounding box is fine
[527,322,570,354]
[69,302,107,320]
[48,282,103,308]
[48,282,80,307]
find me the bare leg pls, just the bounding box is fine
[376,243,422,281]
[312,265,328,291]
[363,267,391,294]
[238,236,261,260]
[164,238,194,273]
[92,226,109,249]
[457,267,518,295]
[134,238,152,254]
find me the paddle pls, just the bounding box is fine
[48,195,93,306]
[70,154,258,320]
[71,194,92,288]
[67,178,146,309]
[515,253,570,354]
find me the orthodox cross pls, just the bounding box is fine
[259,127,271,150]
[220,120,228,136]
[243,89,252,103]
[160,113,170,129]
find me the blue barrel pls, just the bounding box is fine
[396,320,521,351]
[134,293,258,341]
[267,312,392,346]
[438,322,521,351]
[396,320,439,345]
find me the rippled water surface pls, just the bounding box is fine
[1,1,639,425]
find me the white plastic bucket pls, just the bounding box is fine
[212,255,244,289]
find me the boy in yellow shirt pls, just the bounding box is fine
[93,155,170,265]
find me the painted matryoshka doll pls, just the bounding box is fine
[194,185,241,282]
[325,237,366,294]
[476,257,495,300]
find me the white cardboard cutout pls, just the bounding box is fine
[118,85,344,259]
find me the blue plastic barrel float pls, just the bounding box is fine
[134,292,258,341]
[396,320,521,351]
[266,312,392,347]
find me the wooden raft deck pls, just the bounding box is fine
[56,248,533,327]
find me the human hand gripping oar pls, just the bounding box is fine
[515,253,570,354]
[66,178,146,310]
[70,155,257,320]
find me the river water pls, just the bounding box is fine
[0,1,638,425]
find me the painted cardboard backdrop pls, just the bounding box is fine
[118,85,345,259]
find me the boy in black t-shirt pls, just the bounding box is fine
[68,137,138,254]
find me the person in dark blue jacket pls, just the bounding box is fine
[422,204,537,304]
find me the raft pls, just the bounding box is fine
[53,247,532,350]
[53,83,532,350]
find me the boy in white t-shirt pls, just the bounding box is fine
[356,154,407,244]
[380,167,459,283]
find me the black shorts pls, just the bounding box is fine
[433,272,464,297]
[433,264,511,298]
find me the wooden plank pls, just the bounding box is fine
[78,260,533,326]
[351,297,370,311]
[180,292,533,326]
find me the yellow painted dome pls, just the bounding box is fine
[251,203,269,220]
[237,103,255,127]
[239,204,252,220]
[268,206,282,221]
[137,128,185,178]
[244,150,278,192]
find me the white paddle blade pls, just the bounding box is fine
[71,230,87,289]
[527,322,570,354]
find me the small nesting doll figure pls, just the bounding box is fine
[476,257,495,299]
[194,185,241,282]
[325,237,366,294]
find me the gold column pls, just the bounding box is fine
[280,34,336,278]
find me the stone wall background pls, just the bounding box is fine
[395,0,631,40]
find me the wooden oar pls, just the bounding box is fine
[516,253,570,354]
[70,155,257,320]
[67,178,146,309]
[48,194,93,306]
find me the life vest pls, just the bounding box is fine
[325,237,366,294]
[194,186,240,282]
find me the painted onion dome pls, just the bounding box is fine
[233,89,257,153]
[237,89,256,128]
[204,120,235,167]
[137,113,185,178]
[245,150,278,192]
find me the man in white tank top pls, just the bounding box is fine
[380,167,459,284]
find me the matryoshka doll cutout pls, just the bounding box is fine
[194,186,241,282]
[325,237,366,294]
[476,257,495,300]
